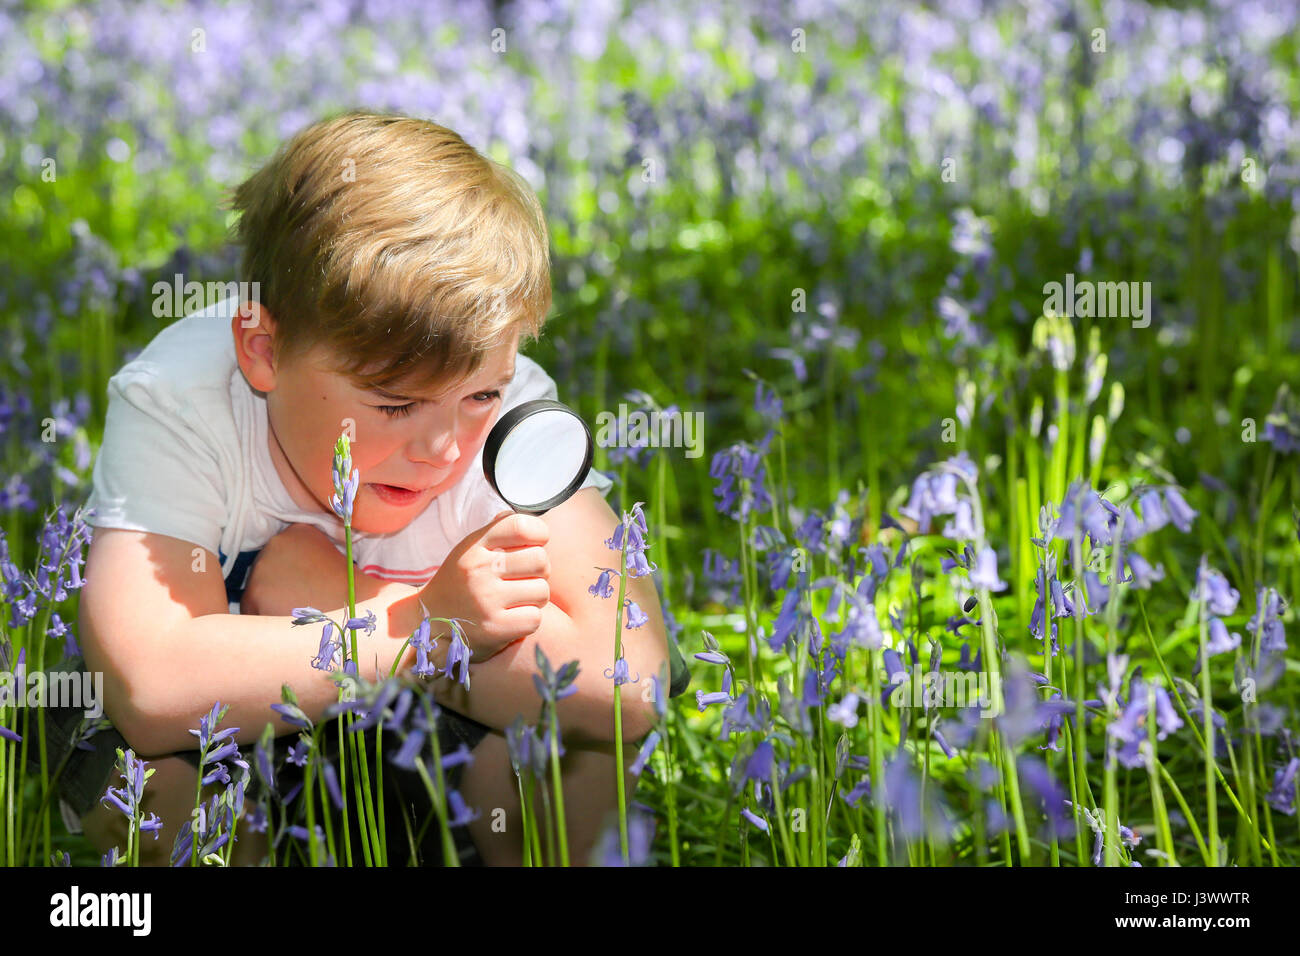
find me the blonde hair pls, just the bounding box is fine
[225,110,551,394]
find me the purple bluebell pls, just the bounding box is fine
[599,804,656,866]
[742,738,775,786]
[408,617,438,679]
[603,657,633,685]
[841,776,871,808]
[310,622,342,672]
[441,742,473,770]
[827,691,860,728]
[624,598,648,629]
[1123,552,1165,589]
[709,437,774,523]
[740,806,769,832]
[588,567,616,598]
[270,702,311,730]
[443,624,473,689]
[630,730,661,776]
[1246,586,1287,654]
[322,760,343,810]
[969,546,1007,591]
[331,435,359,524]
[1194,559,1240,616]
[1267,757,1299,815]
[286,738,310,767]
[1263,385,1300,453]
[344,609,377,635]
[1205,617,1241,656]
[1017,755,1071,832]
[1163,487,1198,532]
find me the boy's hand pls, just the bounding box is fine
[419,509,551,662]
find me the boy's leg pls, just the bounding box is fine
[80,754,269,867]
[462,730,639,867]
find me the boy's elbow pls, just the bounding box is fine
[96,668,174,759]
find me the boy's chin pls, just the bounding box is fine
[347,495,434,534]
[348,509,421,535]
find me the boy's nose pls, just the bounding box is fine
[412,429,461,470]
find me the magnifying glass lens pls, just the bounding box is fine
[483,400,594,515]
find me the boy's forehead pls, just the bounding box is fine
[355,346,519,400]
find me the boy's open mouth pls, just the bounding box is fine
[368,483,432,506]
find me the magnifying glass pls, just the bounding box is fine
[482,399,595,515]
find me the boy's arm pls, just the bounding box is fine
[429,487,667,749]
[78,526,438,758]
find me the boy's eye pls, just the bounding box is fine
[375,389,499,418]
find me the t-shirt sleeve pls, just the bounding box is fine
[84,369,227,557]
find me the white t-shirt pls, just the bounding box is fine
[84,296,613,611]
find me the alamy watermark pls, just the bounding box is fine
[151,275,260,323]
[594,403,704,459]
[0,668,103,718]
[888,668,1002,718]
[1042,273,1151,328]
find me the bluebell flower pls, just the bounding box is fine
[331,435,360,524]
[630,730,660,776]
[742,738,775,785]
[390,728,426,771]
[100,747,151,822]
[1246,586,1287,654]
[1204,617,1242,656]
[841,775,872,807]
[588,567,616,598]
[532,645,580,705]
[1136,489,1169,535]
[624,598,648,629]
[408,617,438,679]
[752,377,783,426]
[1016,755,1071,832]
[740,806,769,832]
[969,546,1007,591]
[696,689,732,711]
[344,610,378,635]
[1123,552,1165,589]
[827,692,860,728]
[605,501,657,578]
[1262,385,1300,454]
[709,438,774,523]
[603,657,634,685]
[598,804,656,866]
[270,702,311,730]
[443,623,473,690]
[1267,757,1299,815]
[322,761,343,810]
[721,687,770,741]
[286,738,310,767]
[310,621,343,671]
[1163,487,1198,532]
[291,606,329,625]
[1194,559,1240,616]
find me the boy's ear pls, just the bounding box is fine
[232,302,279,392]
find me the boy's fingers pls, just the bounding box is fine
[485,512,549,549]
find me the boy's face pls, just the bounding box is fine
[236,307,519,535]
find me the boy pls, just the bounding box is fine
[53,111,690,866]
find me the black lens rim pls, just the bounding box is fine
[482,399,594,515]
